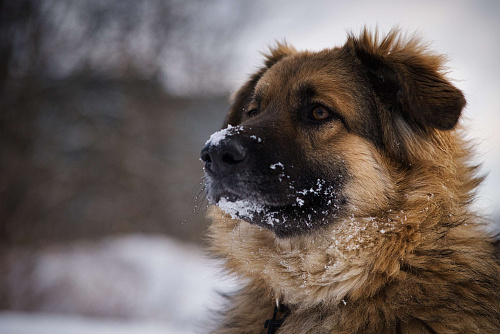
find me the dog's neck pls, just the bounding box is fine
[208,206,414,308]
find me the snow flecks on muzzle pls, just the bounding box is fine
[204,125,244,147]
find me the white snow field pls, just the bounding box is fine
[0,235,237,334]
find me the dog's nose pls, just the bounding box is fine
[201,138,247,176]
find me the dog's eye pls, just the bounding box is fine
[247,109,258,117]
[309,106,331,121]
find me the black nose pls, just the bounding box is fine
[201,138,247,176]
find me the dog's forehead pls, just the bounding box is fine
[251,49,365,126]
[255,49,356,103]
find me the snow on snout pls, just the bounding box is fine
[249,135,262,143]
[270,162,284,170]
[205,125,244,146]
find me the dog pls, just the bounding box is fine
[200,29,500,333]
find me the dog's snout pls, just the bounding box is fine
[221,140,247,165]
[201,138,247,176]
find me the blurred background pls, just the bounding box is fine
[0,0,499,333]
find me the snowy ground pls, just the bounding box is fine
[0,312,185,334]
[0,235,237,334]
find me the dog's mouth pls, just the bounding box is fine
[205,174,344,237]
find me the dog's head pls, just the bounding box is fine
[201,29,466,237]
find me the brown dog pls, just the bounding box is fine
[201,29,500,333]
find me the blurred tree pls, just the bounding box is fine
[1,0,251,92]
[0,0,41,245]
[0,0,253,246]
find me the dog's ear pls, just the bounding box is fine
[346,29,466,132]
[223,43,297,127]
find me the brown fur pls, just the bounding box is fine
[203,29,500,333]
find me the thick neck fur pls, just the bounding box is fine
[208,128,500,333]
